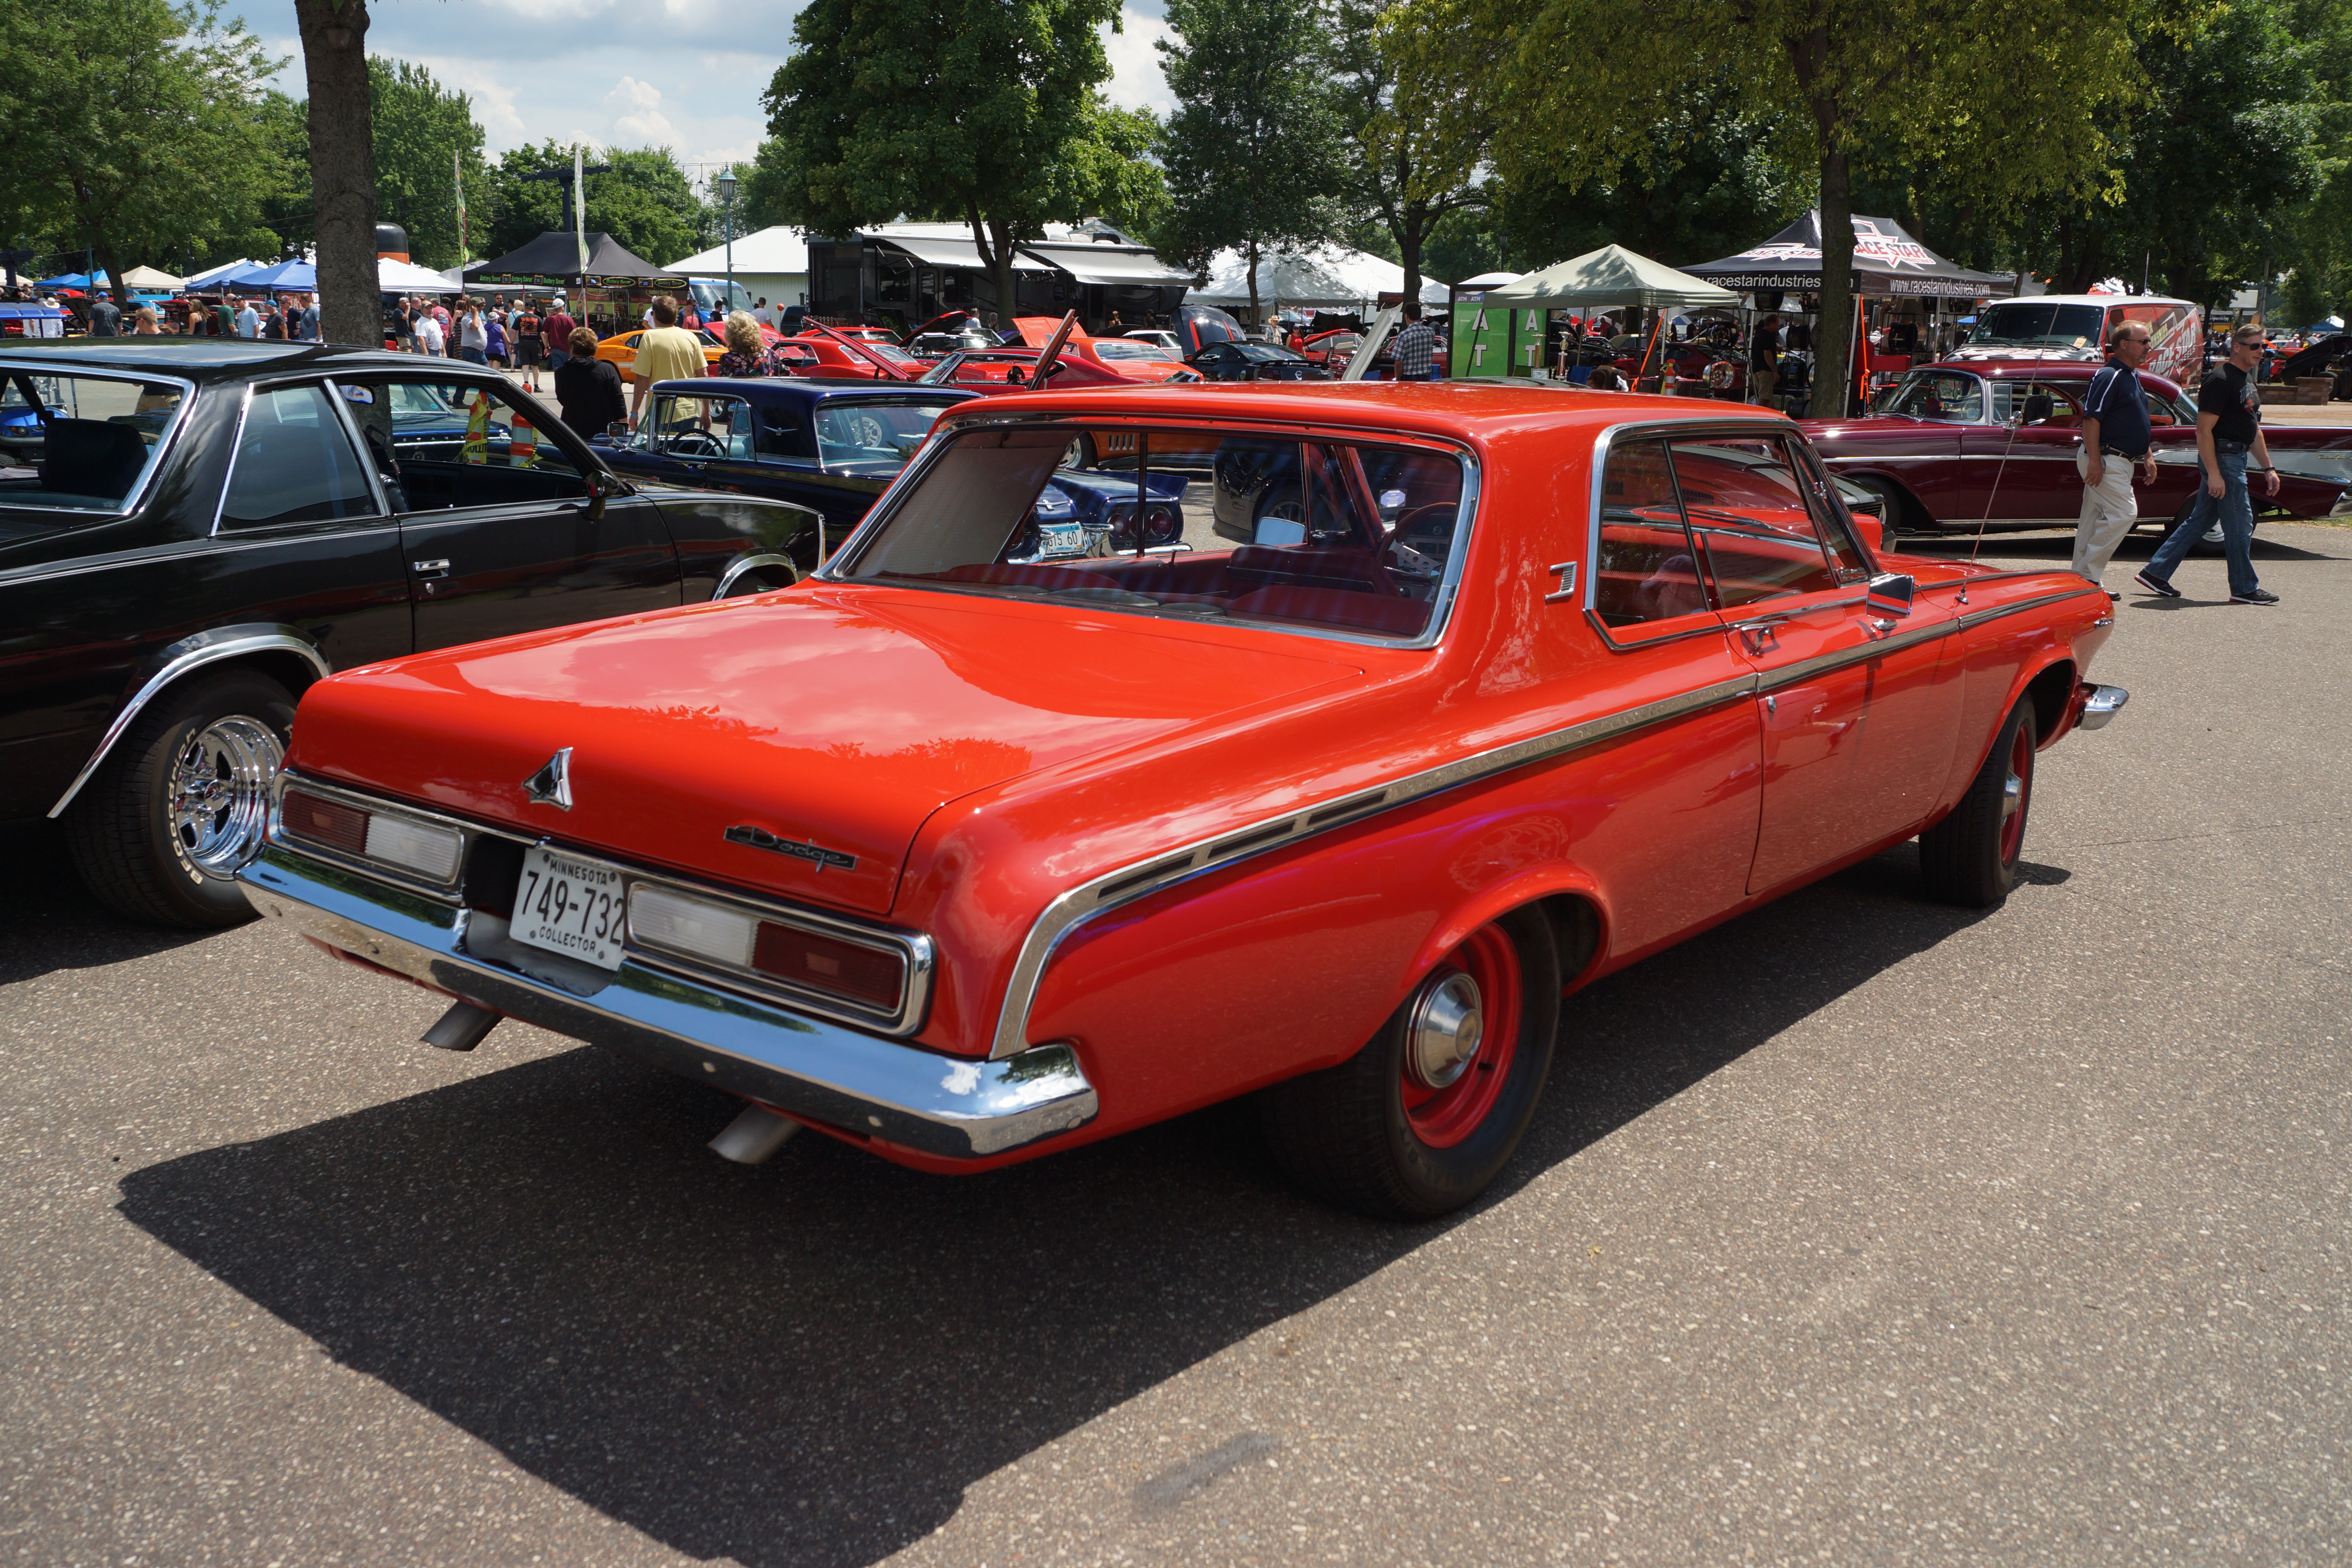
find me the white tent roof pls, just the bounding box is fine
[1483,244,1737,311]
[1188,245,1449,309]
[1457,271,1524,288]
[120,264,184,289]
[378,256,455,291]
[665,225,811,277]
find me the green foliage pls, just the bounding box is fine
[1330,0,1486,294]
[2010,0,2326,306]
[763,0,1152,311]
[0,0,294,294]
[1156,0,1353,314]
[486,141,713,267]
[370,57,490,268]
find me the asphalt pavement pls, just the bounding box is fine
[4,522,2347,1568]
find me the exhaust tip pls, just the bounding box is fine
[710,1103,802,1165]
[421,1000,501,1052]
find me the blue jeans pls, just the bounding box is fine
[2146,447,2260,597]
[457,346,487,365]
[548,350,569,372]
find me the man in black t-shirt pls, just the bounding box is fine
[1748,315,1781,405]
[2136,323,2280,605]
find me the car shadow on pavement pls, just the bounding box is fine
[116,841,2023,1568]
[1898,529,2339,563]
[0,822,214,983]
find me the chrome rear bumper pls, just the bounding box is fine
[2077,683,2130,731]
[238,846,1099,1158]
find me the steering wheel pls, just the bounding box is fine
[667,430,724,458]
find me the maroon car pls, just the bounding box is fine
[1802,359,2352,538]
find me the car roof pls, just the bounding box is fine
[1982,294,2193,309]
[0,340,478,382]
[650,376,976,400]
[932,379,1796,440]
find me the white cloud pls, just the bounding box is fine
[603,75,677,144]
[1102,7,1174,115]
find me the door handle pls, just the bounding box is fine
[411,558,450,579]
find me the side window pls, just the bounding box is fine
[218,385,377,530]
[1991,379,2083,427]
[1667,436,1840,610]
[648,393,753,459]
[1592,438,1711,632]
[754,403,815,462]
[348,378,588,510]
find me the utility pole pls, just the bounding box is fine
[716,167,738,310]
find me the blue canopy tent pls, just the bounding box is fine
[183,258,269,290]
[36,273,103,290]
[223,259,317,292]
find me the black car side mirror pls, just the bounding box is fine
[582,469,610,521]
[2021,392,2054,426]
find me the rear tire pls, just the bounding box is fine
[65,670,295,928]
[1919,699,2036,908]
[1260,906,1561,1219]
[1851,476,1918,537]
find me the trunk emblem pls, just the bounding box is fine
[522,748,574,810]
[724,824,857,872]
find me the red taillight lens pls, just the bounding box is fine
[283,788,368,853]
[752,922,904,1010]
[1145,504,1180,544]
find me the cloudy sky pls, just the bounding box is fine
[228,0,1176,192]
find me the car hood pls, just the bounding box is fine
[288,586,1367,916]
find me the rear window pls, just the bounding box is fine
[834,423,1471,642]
[1967,302,2107,350]
[0,371,186,514]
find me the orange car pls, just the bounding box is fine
[595,327,723,382]
[1010,316,1197,384]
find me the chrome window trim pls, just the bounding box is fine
[47,628,330,818]
[817,414,1483,653]
[270,769,936,1036]
[986,670,1760,1060]
[0,365,198,517]
[207,382,258,534]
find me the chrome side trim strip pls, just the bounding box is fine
[1955,587,2103,632]
[238,847,1093,1160]
[986,671,1760,1059]
[47,628,330,818]
[1749,617,1950,692]
[711,551,799,599]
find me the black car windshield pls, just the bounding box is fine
[835,423,1471,642]
[0,371,187,515]
[1234,344,1300,361]
[815,397,965,473]
[1966,302,2107,350]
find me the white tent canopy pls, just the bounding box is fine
[1187,244,1449,312]
[378,256,456,292]
[1483,244,1737,311]
[666,225,811,278]
[120,264,184,289]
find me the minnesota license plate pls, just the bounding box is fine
[511,846,628,969]
[1036,524,1087,558]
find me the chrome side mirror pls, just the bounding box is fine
[1866,572,1915,618]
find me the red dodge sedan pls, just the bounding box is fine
[240,384,2126,1217]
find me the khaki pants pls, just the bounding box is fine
[1750,365,1777,405]
[2072,446,2140,587]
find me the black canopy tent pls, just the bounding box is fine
[1684,212,2013,298]
[467,231,688,337]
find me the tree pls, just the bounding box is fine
[1385,0,2147,413]
[486,142,711,267]
[0,0,293,309]
[370,57,490,269]
[296,0,377,345]
[765,0,1144,318]
[1332,0,1486,300]
[1156,0,1353,321]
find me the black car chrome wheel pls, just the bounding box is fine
[65,670,296,928]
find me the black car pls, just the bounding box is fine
[600,377,978,561]
[1,339,818,927]
[1186,341,1334,383]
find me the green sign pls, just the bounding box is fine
[1450,301,1549,377]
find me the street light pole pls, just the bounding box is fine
[716,168,739,314]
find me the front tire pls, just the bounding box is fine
[65,670,294,928]
[1260,907,1561,1219]
[1919,699,2036,907]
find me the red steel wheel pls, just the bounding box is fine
[1998,717,2034,867]
[1259,905,1561,1219]
[1920,697,2038,907]
[1398,922,1523,1149]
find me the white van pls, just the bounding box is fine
[1950,294,2203,386]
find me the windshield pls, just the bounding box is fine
[1237,344,1298,361]
[1091,339,1174,361]
[835,423,1471,642]
[1876,370,1987,422]
[0,372,187,514]
[1967,302,2107,350]
[814,397,965,473]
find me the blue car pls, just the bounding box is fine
[603,376,1189,567]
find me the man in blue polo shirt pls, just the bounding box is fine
[2072,322,2157,593]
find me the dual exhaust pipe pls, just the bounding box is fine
[421,1000,801,1164]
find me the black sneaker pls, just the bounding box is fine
[2230,587,2281,606]
[2133,570,2180,599]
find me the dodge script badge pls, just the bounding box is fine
[522,747,574,810]
[725,824,857,872]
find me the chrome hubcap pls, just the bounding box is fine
[2001,769,2024,819]
[168,715,283,877]
[1406,970,1485,1090]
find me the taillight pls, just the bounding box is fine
[281,786,463,882]
[629,884,907,1014]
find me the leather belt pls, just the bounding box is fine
[2100,446,2147,459]
[2215,438,2251,454]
